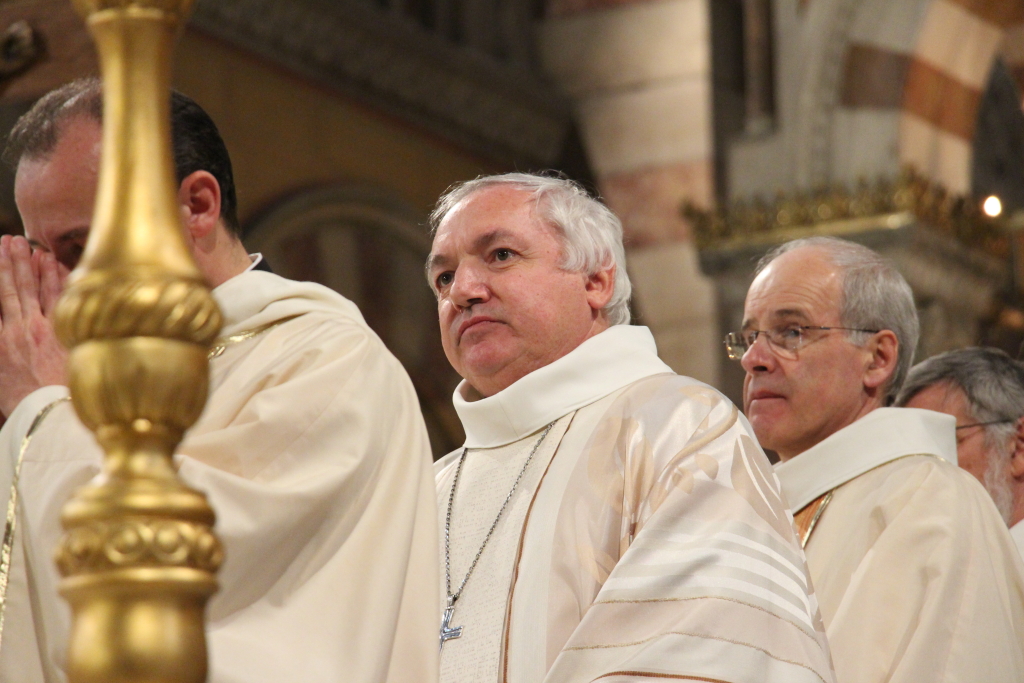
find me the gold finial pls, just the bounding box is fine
[54,1,222,681]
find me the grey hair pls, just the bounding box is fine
[428,173,632,325]
[895,347,1024,522]
[757,236,919,403]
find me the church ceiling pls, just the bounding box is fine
[0,0,571,167]
[190,0,571,166]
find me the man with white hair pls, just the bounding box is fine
[426,173,834,683]
[896,347,1024,559]
[736,235,1024,683]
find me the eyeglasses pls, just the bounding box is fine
[955,420,1014,431]
[724,325,880,361]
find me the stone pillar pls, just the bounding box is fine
[900,0,1024,193]
[539,0,719,386]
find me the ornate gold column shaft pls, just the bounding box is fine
[53,2,223,682]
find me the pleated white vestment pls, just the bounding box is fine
[775,407,1024,683]
[436,325,835,683]
[0,269,439,683]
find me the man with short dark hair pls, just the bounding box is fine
[0,78,440,683]
[896,347,1024,559]
[428,173,833,683]
[737,235,1024,682]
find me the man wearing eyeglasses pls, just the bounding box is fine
[733,236,1024,683]
[895,347,1024,561]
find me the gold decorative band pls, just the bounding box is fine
[796,490,834,549]
[792,453,944,548]
[0,396,72,651]
[207,315,303,360]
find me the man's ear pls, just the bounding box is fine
[863,330,899,392]
[585,264,616,313]
[177,170,221,241]
[1010,416,1024,480]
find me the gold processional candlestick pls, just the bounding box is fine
[52,1,223,682]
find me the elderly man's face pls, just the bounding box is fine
[902,383,993,484]
[428,185,610,397]
[14,116,99,271]
[741,247,882,460]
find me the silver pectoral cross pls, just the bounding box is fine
[439,596,463,652]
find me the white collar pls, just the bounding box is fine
[212,268,364,335]
[774,407,957,512]
[454,325,673,448]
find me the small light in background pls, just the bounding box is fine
[984,195,1004,218]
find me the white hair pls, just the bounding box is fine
[757,236,920,403]
[428,173,632,325]
[896,347,1024,523]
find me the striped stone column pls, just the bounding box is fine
[827,0,927,186]
[901,0,1024,192]
[539,0,719,386]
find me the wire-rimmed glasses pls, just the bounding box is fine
[724,325,880,361]
[955,420,1014,431]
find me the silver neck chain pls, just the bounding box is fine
[444,421,556,606]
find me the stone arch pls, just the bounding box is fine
[790,0,935,189]
[789,0,1024,194]
[791,0,866,188]
[899,0,1024,193]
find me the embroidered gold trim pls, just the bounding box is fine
[501,413,576,683]
[798,490,833,549]
[794,452,940,548]
[0,396,72,651]
[207,314,302,359]
[592,595,820,642]
[572,629,829,683]
[596,673,730,682]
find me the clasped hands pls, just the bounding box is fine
[0,234,69,418]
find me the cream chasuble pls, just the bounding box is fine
[436,325,834,683]
[0,269,439,683]
[775,407,1024,683]
[1013,521,1024,562]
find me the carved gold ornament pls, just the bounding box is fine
[53,1,221,682]
[684,167,1009,258]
